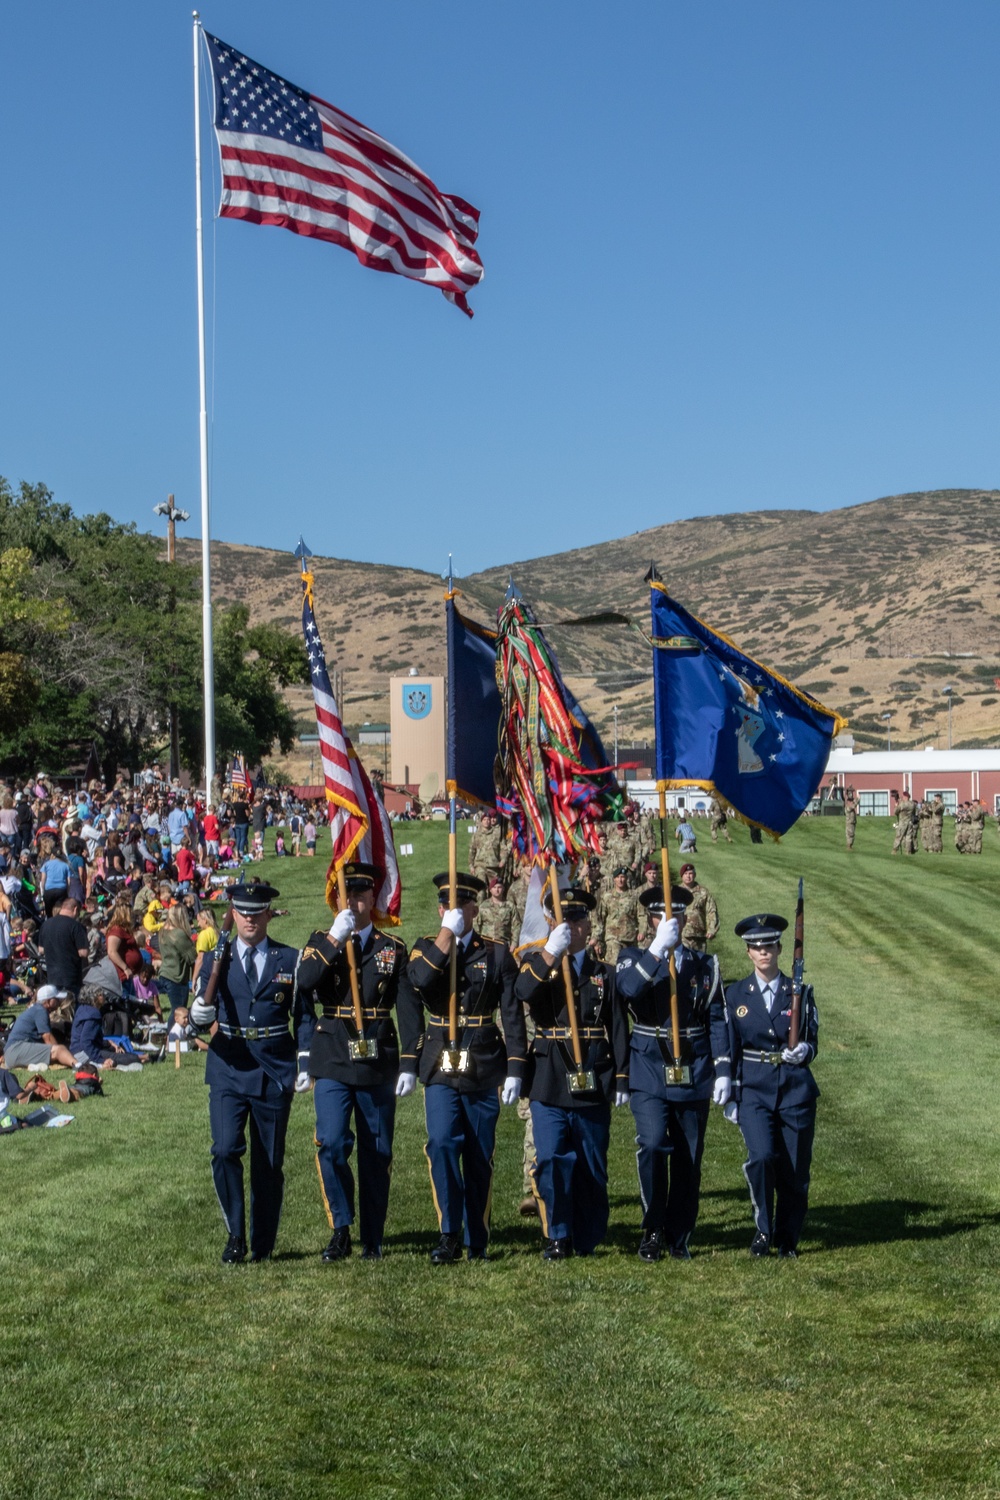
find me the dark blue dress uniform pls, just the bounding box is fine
[205,930,312,1262]
[401,922,526,1258]
[617,892,728,1259]
[726,917,819,1255]
[514,943,628,1256]
[298,921,415,1257]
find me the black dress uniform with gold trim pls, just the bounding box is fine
[296,862,418,1260]
[514,889,628,1255]
[400,871,527,1259]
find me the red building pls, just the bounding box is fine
[824,749,1000,816]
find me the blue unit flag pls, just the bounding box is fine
[650,584,846,838]
[446,594,501,808]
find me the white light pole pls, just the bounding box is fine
[881,711,892,752]
[612,704,619,767]
[942,685,953,749]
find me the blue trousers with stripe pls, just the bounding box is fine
[629,1092,709,1248]
[738,1094,815,1248]
[209,1075,291,1258]
[314,1077,396,1249]
[529,1100,611,1255]
[423,1084,499,1250]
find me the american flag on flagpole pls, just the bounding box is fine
[300,568,401,926]
[230,754,251,793]
[203,31,484,317]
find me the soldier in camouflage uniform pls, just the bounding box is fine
[475,875,516,946]
[967,799,986,854]
[636,864,659,944]
[928,795,945,853]
[593,867,640,964]
[678,863,719,950]
[891,791,918,855]
[954,803,970,853]
[709,798,733,844]
[844,786,858,850]
[468,810,505,886]
[608,822,639,885]
[917,798,933,853]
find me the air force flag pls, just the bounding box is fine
[650,584,846,838]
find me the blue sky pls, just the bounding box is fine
[3,2,998,575]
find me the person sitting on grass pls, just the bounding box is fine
[167,1004,210,1053]
[69,982,127,1070]
[2,984,80,1071]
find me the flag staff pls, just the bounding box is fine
[646,563,685,1079]
[193,11,217,796]
[444,554,461,1069]
[295,540,368,1049]
[546,869,584,1072]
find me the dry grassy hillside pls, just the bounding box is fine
[176,488,1000,780]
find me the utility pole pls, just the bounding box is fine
[612,704,619,767]
[153,496,190,782]
[942,685,953,749]
[882,711,892,752]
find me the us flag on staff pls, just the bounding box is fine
[230,754,251,793]
[203,31,484,317]
[300,570,401,926]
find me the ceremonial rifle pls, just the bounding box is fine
[788,877,805,1048]
[200,905,235,1014]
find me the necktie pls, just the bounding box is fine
[244,945,257,986]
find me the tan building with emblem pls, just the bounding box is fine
[390,672,445,792]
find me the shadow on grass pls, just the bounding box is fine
[805,1199,1000,1249]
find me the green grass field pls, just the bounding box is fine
[4,816,1000,1499]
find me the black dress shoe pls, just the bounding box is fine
[321,1227,352,1262]
[750,1232,772,1257]
[542,1237,573,1261]
[637,1230,664,1263]
[669,1243,692,1261]
[221,1234,247,1264]
[250,1250,271,1263]
[430,1233,464,1265]
[467,1247,489,1261]
[777,1245,798,1259]
[360,1244,383,1261]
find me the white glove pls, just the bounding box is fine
[395,1071,417,1098]
[441,908,465,938]
[649,916,680,958]
[543,923,571,959]
[723,1099,739,1125]
[190,1000,216,1027]
[501,1076,522,1104]
[294,1070,311,1092]
[712,1076,732,1107]
[329,909,355,944]
[781,1042,810,1065]
[614,1089,630,1107]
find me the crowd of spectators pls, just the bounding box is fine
[0,766,323,1108]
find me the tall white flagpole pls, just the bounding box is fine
[193,11,216,795]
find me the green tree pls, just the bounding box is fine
[179,603,309,779]
[0,477,308,782]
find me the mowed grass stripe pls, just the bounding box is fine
[3,820,1000,1498]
